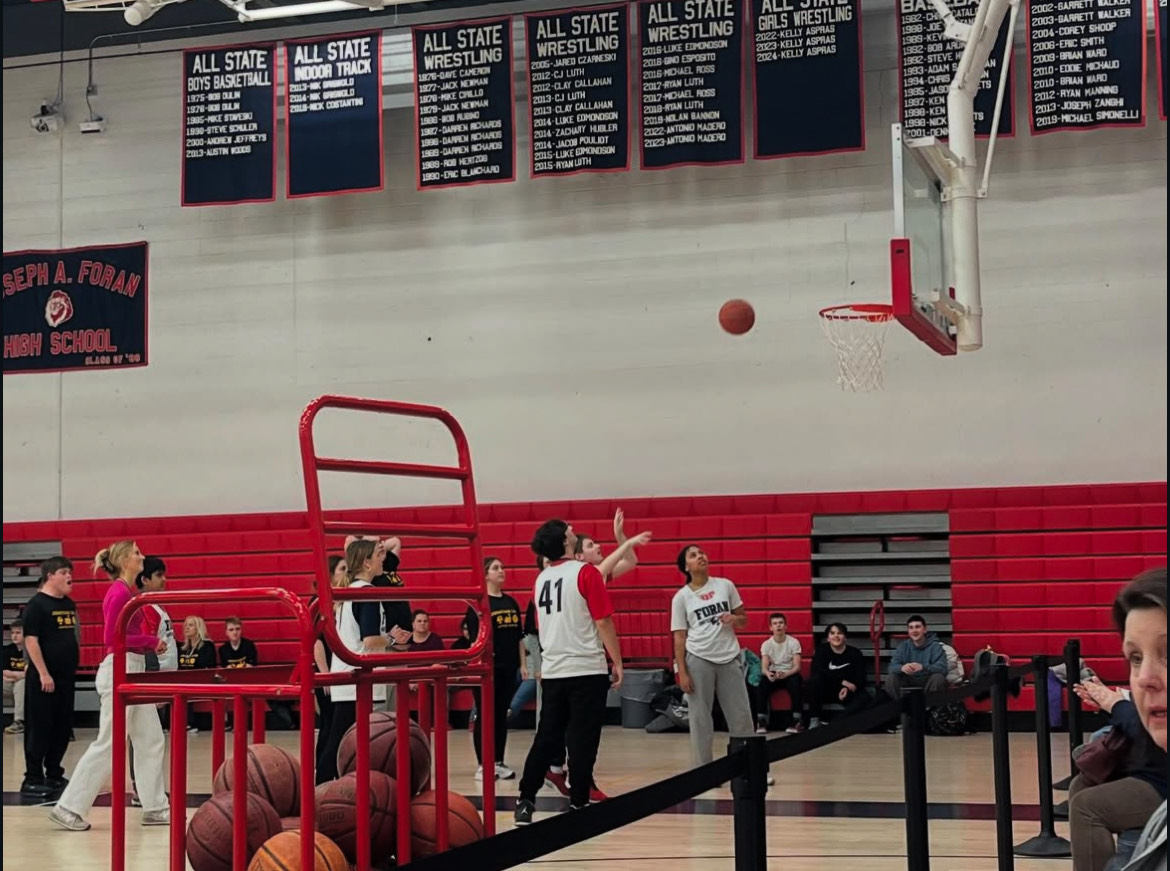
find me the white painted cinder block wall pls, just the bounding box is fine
[2,6,1166,522]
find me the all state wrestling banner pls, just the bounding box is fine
[3,242,149,375]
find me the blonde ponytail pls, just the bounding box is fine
[94,540,137,579]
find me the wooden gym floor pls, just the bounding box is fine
[2,725,1075,871]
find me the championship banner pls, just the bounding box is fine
[750,0,865,158]
[1028,0,1146,133]
[638,0,745,169]
[285,32,385,198]
[3,242,149,375]
[1156,0,1167,120]
[413,17,516,189]
[897,0,1014,139]
[526,5,631,177]
[182,42,277,207]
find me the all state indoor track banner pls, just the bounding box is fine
[285,31,384,198]
[2,242,149,375]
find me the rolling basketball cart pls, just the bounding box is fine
[109,397,497,871]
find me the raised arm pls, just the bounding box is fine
[598,530,652,580]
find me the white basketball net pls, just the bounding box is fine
[819,305,894,392]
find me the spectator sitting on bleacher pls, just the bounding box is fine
[807,622,869,729]
[178,616,216,734]
[4,619,27,734]
[884,615,947,698]
[756,613,804,734]
[218,617,258,669]
[408,610,444,651]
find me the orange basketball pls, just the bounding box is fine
[409,790,485,858]
[247,830,347,871]
[187,792,282,871]
[719,299,755,335]
[315,771,397,862]
[337,712,432,796]
[213,744,302,818]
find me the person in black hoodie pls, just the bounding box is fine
[807,622,869,728]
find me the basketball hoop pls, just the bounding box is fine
[818,303,895,392]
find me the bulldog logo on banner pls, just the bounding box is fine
[3,241,149,375]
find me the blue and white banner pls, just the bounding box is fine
[3,242,149,375]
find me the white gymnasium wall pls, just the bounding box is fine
[2,6,1166,522]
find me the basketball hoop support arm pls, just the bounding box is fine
[944,0,1012,352]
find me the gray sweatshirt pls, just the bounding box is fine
[1124,800,1166,871]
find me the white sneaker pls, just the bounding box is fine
[474,765,497,782]
[495,763,516,780]
[49,806,91,831]
[767,774,775,786]
[142,809,170,826]
[809,718,822,730]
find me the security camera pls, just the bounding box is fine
[31,104,61,134]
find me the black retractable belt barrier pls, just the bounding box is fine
[1014,656,1071,858]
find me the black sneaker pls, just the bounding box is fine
[20,780,51,798]
[513,799,535,827]
[569,802,591,811]
[45,776,69,790]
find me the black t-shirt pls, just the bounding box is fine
[219,638,259,669]
[451,636,472,651]
[21,592,80,676]
[465,593,523,673]
[4,643,26,673]
[179,642,217,670]
[371,551,412,635]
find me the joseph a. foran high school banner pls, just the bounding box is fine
[3,242,149,375]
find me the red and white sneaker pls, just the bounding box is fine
[588,782,609,803]
[544,769,570,797]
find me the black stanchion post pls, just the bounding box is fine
[991,662,1015,871]
[1054,639,1082,818]
[901,689,931,871]
[730,734,768,871]
[1014,657,1071,858]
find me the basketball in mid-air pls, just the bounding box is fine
[719,299,755,335]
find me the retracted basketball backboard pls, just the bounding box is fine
[890,122,959,357]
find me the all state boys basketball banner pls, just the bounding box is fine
[3,243,148,375]
[286,32,384,197]
[897,0,1014,138]
[750,0,864,158]
[638,0,745,169]
[413,17,516,189]
[1027,0,1146,133]
[526,5,631,177]
[182,43,277,206]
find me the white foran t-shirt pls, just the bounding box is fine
[670,577,744,665]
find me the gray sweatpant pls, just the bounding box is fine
[686,652,756,767]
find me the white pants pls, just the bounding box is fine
[57,654,168,816]
[4,676,25,721]
[686,652,756,768]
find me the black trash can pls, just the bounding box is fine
[619,669,667,729]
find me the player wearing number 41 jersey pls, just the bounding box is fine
[514,520,650,826]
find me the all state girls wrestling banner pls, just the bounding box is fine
[182,43,277,206]
[749,0,864,158]
[285,32,384,198]
[2,242,148,375]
